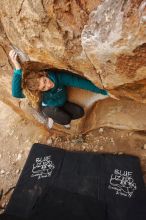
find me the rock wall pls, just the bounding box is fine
[0,0,146,133]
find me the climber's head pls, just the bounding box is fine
[22,71,54,92]
[22,70,54,109]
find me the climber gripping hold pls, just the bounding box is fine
[9,49,118,129]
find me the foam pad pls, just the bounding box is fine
[1,143,146,220]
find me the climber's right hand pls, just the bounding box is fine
[9,49,21,70]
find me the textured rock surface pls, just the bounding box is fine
[0,0,146,133]
[1,1,146,209]
[82,0,146,88]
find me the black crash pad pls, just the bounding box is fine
[0,143,146,220]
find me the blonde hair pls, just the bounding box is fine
[22,70,47,109]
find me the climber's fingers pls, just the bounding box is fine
[14,52,18,60]
[9,49,15,58]
[9,49,18,62]
[108,92,120,100]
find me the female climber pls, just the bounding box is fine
[9,49,118,128]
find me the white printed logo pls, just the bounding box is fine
[57,88,63,92]
[108,169,137,198]
[31,156,55,179]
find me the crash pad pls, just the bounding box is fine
[1,143,146,220]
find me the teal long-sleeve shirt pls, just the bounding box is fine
[12,69,108,107]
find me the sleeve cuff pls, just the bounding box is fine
[105,91,109,96]
[101,90,109,96]
[14,69,22,75]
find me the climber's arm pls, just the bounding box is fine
[9,50,25,98]
[58,71,108,95]
[12,69,25,98]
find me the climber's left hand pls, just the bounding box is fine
[108,92,120,100]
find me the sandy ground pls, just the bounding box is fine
[0,100,146,213]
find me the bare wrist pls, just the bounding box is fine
[14,62,21,70]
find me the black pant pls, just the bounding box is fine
[41,101,84,125]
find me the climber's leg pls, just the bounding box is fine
[41,106,71,125]
[62,101,85,120]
